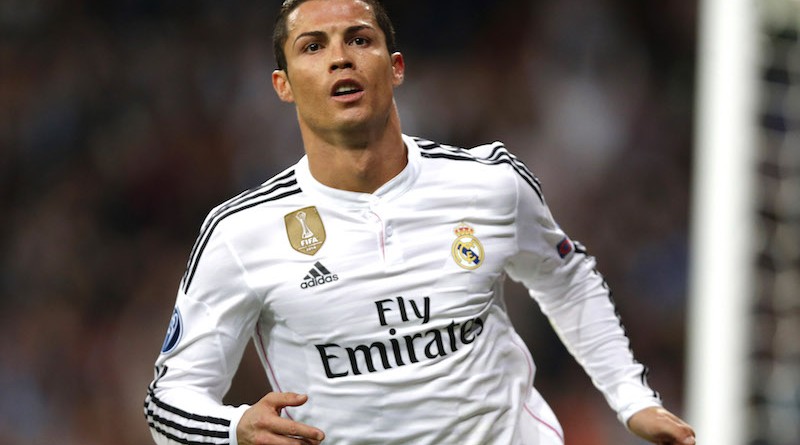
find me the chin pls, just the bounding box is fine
[334,113,377,132]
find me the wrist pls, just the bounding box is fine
[228,404,251,445]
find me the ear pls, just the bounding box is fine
[391,52,405,87]
[272,69,295,103]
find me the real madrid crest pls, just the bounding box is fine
[451,222,484,270]
[285,206,326,255]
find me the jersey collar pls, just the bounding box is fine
[295,134,422,208]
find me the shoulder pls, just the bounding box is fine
[410,136,543,203]
[412,136,501,160]
[180,165,305,291]
[200,164,303,235]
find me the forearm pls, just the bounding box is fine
[536,258,661,423]
[145,376,250,445]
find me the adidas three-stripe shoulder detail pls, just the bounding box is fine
[414,138,544,203]
[182,168,302,292]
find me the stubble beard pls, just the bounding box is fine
[300,102,397,149]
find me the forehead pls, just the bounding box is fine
[287,0,377,36]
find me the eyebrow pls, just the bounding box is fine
[293,24,376,46]
[344,24,374,36]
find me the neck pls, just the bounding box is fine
[300,106,407,193]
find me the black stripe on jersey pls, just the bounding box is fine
[207,168,296,226]
[146,389,230,426]
[146,415,228,445]
[182,169,296,286]
[147,424,226,445]
[144,390,229,444]
[573,247,661,401]
[182,172,302,292]
[415,139,544,203]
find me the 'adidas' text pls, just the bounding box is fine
[301,262,339,289]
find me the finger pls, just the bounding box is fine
[660,435,695,445]
[245,426,324,445]
[260,392,311,410]
[267,415,325,442]
[656,414,695,445]
[288,435,323,445]
[674,431,696,445]
[255,432,321,445]
[665,415,695,444]
[628,407,696,445]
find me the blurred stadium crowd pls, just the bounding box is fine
[0,1,696,443]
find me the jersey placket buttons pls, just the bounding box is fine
[367,202,402,265]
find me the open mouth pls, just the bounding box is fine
[331,80,364,97]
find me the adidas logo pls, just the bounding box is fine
[300,262,339,289]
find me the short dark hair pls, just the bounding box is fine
[272,0,397,71]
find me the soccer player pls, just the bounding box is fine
[144,0,697,444]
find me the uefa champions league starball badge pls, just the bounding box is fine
[161,307,183,354]
[451,222,484,270]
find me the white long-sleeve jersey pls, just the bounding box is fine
[144,135,661,445]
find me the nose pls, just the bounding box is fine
[329,43,354,72]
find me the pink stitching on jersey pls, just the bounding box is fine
[370,211,386,260]
[509,335,564,443]
[509,335,535,389]
[255,321,295,421]
[523,403,564,443]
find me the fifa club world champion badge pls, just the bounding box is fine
[285,206,326,256]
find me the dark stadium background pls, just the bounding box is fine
[0,1,696,443]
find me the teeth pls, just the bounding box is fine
[335,85,359,94]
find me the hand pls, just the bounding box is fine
[237,392,325,445]
[627,407,695,445]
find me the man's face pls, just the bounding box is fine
[272,0,404,137]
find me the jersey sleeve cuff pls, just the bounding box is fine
[228,404,251,445]
[618,399,663,429]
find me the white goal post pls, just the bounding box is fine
[688,0,800,443]
[686,0,760,442]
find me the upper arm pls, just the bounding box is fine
[156,221,262,401]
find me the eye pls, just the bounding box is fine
[304,42,322,53]
[350,36,369,46]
